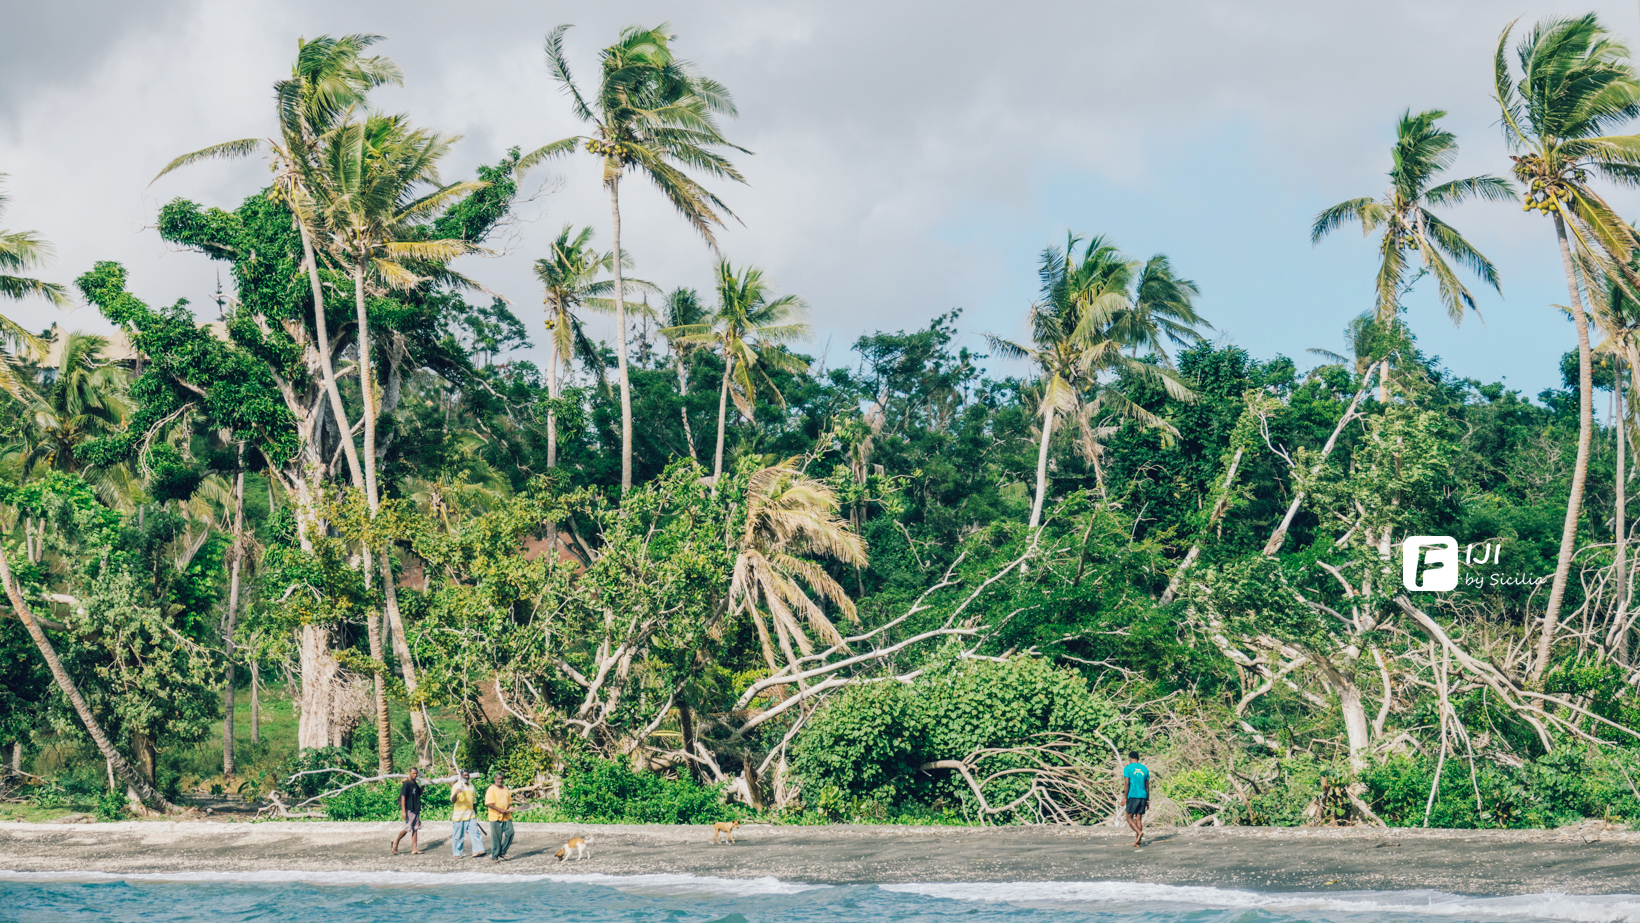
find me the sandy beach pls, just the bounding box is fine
[2,821,1638,895]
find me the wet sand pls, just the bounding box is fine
[3,821,1639,895]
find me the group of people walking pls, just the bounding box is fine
[390,767,515,861]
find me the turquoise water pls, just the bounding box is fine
[2,872,1637,923]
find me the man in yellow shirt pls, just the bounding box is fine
[450,770,484,858]
[485,771,514,862]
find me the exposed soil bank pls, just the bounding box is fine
[3,821,1638,895]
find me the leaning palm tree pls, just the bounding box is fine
[156,34,401,497]
[0,176,69,397]
[988,233,1197,529]
[728,458,867,673]
[521,23,747,494]
[1493,14,1640,679]
[1313,109,1512,325]
[663,260,810,481]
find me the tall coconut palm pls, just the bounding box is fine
[312,112,480,513]
[1313,109,1512,325]
[156,34,401,498]
[1494,14,1640,679]
[0,176,68,397]
[522,23,747,494]
[662,261,810,481]
[659,287,706,461]
[988,233,1197,529]
[311,112,481,770]
[728,458,867,673]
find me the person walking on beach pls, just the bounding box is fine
[485,771,514,862]
[392,767,424,855]
[450,770,485,858]
[1121,752,1151,847]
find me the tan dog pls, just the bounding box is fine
[711,821,739,844]
[554,837,589,861]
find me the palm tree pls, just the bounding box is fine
[988,233,1197,529]
[1582,264,1640,658]
[533,224,629,469]
[311,112,481,771]
[0,544,174,811]
[1109,254,1208,363]
[17,332,130,475]
[1313,109,1512,325]
[156,34,401,498]
[1493,14,1640,679]
[662,261,810,481]
[312,112,481,513]
[728,459,867,673]
[659,287,706,461]
[0,176,69,397]
[522,23,747,494]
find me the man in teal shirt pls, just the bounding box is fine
[1121,752,1151,846]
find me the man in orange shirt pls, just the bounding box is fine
[485,770,515,862]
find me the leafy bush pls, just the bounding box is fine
[792,655,1135,816]
[1362,747,1640,829]
[558,755,736,824]
[94,790,126,821]
[323,781,452,821]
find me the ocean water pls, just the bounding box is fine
[1,871,1637,923]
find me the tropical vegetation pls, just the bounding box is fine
[4,15,1640,832]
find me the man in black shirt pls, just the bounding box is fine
[391,767,425,855]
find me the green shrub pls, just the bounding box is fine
[94,790,126,822]
[1361,747,1640,829]
[559,755,736,824]
[792,655,1135,819]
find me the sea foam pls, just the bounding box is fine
[0,868,825,896]
[885,881,1640,922]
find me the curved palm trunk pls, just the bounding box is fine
[1615,358,1628,659]
[381,550,431,768]
[221,448,245,777]
[546,331,561,469]
[610,177,634,495]
[296,218,364,752]
[1536,213,1596,682]
[352,264,403,770]
[0,544,173,812]
[714,353,734,481]
[1028,404,1057,530]
[298,221,365,492]
[676,355,697,462]
[353,267,380,510]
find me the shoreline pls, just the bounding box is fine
[4,821,1640,895]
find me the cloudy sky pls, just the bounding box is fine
[6,0,1640,397]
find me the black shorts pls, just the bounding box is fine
[1126,797,1149,816]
